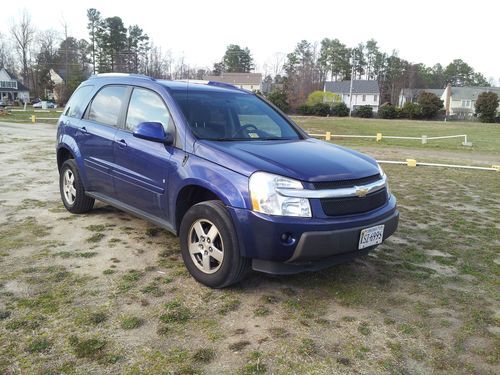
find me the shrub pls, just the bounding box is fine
[296,103,331,117]
[266,90,289,113]
[475,91,499,123]
[400,102,422,119]
[378,103,397,119]
[311,103,331,116]
[355,105,373,118]
[306,90,340,106]
[330,102,349,117]
[418,92,443,119]
[297,104,314,116]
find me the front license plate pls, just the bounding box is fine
[358,225,385,249]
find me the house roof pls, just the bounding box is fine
[0,67,29,92]
[399,88,443,98]
[450,86,500,101]
[324,80,379,94]
[203,72,262,86]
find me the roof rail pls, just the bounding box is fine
[89,73,156,81]
[207,81,239,90]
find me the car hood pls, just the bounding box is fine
[194,138,379,182]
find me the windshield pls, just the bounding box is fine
[170,89,301,141]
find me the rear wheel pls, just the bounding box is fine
[59,159,95,213]
[180,200,249,288]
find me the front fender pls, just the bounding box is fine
[169,153,251,214]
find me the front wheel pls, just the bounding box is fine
[180,200,249,288]
[59,159,95,214]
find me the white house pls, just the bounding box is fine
[0,67,30,103]
[324,80,380,112]
[398,88,443,107]
[203,72,262,91]
[399,84,500,119]
[442,84,500,119]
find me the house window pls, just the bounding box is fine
[362,95,366,102]
[374,95,378,102]
[461,100,471,107]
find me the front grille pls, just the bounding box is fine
[321,188,388,216]
[313,174,381,190]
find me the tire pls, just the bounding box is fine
[59,159,95,214]
[180,200,250,288]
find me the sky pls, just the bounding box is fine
[1,0,499,83]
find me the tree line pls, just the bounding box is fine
[276,39,490,109]
[0,9,493,107]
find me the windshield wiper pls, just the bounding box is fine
[207,137,295,141]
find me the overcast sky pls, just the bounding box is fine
[1,0,498,83]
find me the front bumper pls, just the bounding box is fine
[228,195,399,274]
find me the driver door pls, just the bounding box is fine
[112,87,175,219]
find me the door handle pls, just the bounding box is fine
[79,126,87,133]
[116,139,127,148]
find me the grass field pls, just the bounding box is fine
[293,116,500,155]
[0,109,61,124]
[0,121,499,374]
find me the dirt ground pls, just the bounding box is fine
[0,122,499,374]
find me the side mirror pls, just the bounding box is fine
[133,122,174,145]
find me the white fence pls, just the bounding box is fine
[309,132,472,146]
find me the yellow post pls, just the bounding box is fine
[492,165,500,172]
[376,133,382,142]
[31,115,36,123]
[406,159,417,167]
[325,131,331,141]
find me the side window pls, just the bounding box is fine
[125,88,171,132]
[64,85,94,118]
[88,85,127,127]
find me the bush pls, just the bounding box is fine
[330,102,349,117]
[296,103,331,117]
[400,102,422,119]
[418,92,443,119]
[355,105,373,118]
[378,103,397,119]
[297,104,314,115]
[266,89,290,113]
[306,91,340,106]
[311,103,331,116]
[475,91,499,123]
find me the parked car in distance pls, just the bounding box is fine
[56,74,399,288]
[33,100,56,109]
[0,100,6,107]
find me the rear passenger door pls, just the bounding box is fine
[112,87,175,219]
[77,85,128,197]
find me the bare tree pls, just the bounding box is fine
[0,32,17,73]
[10,10,36,86]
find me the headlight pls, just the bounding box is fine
[378,163,386,178]
[378,163,390,195]
[249,172,311,217]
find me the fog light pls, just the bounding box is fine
[280,232,295,245]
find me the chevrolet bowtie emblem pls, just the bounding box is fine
[355,186,369,198]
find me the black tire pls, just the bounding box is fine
[59,159,95,214]
[180,200,250,288]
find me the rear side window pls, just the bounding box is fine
[88,85,127,127]
[64,85,94,118]
[125,88,172,132]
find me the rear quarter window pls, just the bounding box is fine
[88,85,128,127]
[64,85,94,118]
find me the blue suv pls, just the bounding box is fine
[56,74,399,288]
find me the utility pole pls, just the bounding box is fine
[349,57,355,117]
[61,17,69,102]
